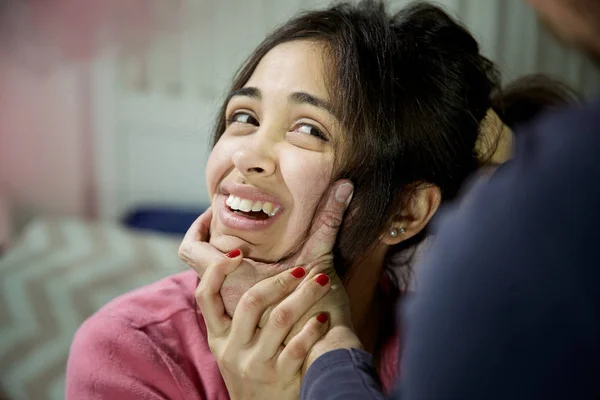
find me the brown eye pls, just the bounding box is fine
[228,112,259,126]
[294,123,328,141]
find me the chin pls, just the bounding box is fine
[208,234,274,262]
[209,234,252,255]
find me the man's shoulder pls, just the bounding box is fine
[501,100,600,201]
[538,97,600,128]
[449,99,600,266]
[517,99,600,162]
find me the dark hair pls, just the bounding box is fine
[211,1,573,282]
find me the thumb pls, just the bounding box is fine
[181,208,213,244]
[296,180,353,266]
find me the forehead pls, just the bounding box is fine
[245,40,331,99]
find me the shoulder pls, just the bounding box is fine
[512,99,600,178]
[66,271,209,399]
[421,100,600,297]
[463,100,600,230]
[403,101,600,399]
[69,270,200,355]
[92,270,198,328]
[498,100,600,221]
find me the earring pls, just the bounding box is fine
[390,227,406,237]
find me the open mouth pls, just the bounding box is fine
[225,194,281,220]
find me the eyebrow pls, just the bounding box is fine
[289,91,335,115]
[228,87,261,101]
[228,87,335,116]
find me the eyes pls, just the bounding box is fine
[226,111,329,142]
[228,112,258,126]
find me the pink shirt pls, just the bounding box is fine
[66,270,399,399]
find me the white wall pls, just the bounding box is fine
[93,0,600,220]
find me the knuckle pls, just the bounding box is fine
[271,307,293,329]
[274,275,289,292]
[240,362,255,379]
[194,284,210,305]
[287,341,308,360]
[240,291,263,313]
[305,324,322,341]
[207,338,219,354]
[178,242,192,260]
[220,350,237,372]
[194,285,203,300]
[194,283,205,299]
[317,211,342,231]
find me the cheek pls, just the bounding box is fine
[205,139,233,199]
[280,150,333,218]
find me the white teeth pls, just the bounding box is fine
[225,194,281,217]
[239,199,253,212]
[251,201,263,212]
[262,202,274,215]
[231,196,241,209]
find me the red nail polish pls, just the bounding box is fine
[226,249,241,258]
[317,313,328,324]
[290,267,306,278]
[315,274,329,286]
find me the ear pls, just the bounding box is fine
[381,184,441,246]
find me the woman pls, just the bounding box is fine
[66,1,572,399]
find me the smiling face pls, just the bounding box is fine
[206,39,340,264]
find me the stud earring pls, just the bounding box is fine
[390,227,406,237]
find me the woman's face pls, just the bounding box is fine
[206,40,340,263]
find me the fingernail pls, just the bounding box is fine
[335,183,354,205]
[226,249,241,258]
[317,313,328,324]
[290,267,306,278]
[315,273,330,286]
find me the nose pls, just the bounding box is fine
[231,136,277,178]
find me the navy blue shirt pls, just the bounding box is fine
[301,99,600,399]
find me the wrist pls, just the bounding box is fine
[304,326,362,373]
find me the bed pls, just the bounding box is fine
[0,216,190,400]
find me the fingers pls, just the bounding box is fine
[276,312,330,377]
[229,266,309,346]
[256,273,331,357]
[178,209,225,277]
[182,208,212,243]
[195,249,244,338]
[295,180,353,267]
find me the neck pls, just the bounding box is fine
[344,244,388,353]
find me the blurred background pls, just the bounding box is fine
[0,0,598,399]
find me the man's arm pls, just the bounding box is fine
[302,348,388,400]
